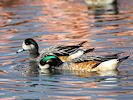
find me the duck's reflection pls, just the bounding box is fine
[58,70,120,87]
[28,61,39,74]
[59,69,119,77]
[96,70,120,87]
[98,70,119,76]
[23,61,39,77]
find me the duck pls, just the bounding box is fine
[16,38,94,61]
[85,0,116,5]
[38,53,129,72]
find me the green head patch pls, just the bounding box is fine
[29,40,36,45]
[25,38,37,45]
[42,56,57,62]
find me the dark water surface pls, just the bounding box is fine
[0,0,133,99]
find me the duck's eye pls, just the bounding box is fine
[25,41,30,45]
[25,40,34,45]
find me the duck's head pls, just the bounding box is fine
[39,55,63,70]
[17,38,39,53]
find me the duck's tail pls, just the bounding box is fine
[76,41,87,47]
[103,52,125,59]
[83,48,95,54]
[118,56,129,62]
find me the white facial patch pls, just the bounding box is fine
[22,42,35,50]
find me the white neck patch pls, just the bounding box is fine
[39,64,50,70]
[22,42,35,50]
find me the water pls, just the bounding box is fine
[0,0,133,99]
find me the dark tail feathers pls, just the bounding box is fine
[83,48,95,54]
[104,52,125,59]
[118,56,129,62]
[76,41,87,47]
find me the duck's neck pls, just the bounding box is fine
[29,49,40,59]
[58,60,64,66]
